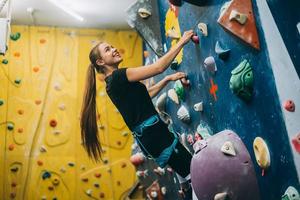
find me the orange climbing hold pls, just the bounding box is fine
[40,39,46,44]
[35,100,42,105]
[218,0,260,50]
[33,67,39,72]
[14,52,20,57]
[37,160,43,166]
[17,109,24,115]
[17,128,23,133]
[8,144,14,151]
[143,51,149,57]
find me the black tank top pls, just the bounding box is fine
[105,68,157,131]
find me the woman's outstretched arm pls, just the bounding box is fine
[147,72,187,98]
[126,30,194,82]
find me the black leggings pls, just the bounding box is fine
[137,118,192,177]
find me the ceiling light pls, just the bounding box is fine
[47,0,84,22]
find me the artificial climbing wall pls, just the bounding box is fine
[0,25,142,200]
[137,0,300,199]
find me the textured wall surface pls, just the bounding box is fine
[0,25,142,200]
[140,0,300,199]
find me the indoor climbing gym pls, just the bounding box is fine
[0,0,299,199]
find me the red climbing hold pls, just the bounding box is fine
[191,34,199,44]
[292,133,300,154]
[49,119,57,127]
[283,100,295,112]
[130,153,145,166]
[95,173,101,178]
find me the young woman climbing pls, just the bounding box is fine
[80,30,195,197]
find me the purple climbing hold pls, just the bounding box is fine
[204,56,217,74]
[191,130,261,200]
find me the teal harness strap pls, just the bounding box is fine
[132,114,179,168]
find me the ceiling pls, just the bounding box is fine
[0,0,137,29]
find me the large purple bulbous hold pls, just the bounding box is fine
[191,130,261,200]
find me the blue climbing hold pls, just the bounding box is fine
[215,41,230,60]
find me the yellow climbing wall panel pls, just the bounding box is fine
[0,25,143,200]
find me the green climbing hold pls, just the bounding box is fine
[229,59,254,101]
[10,32,21,41]
[14,79,21,84]
[0,99,4,106]
[174,80,185,101]
[2,59,8,64]
[7,123,14,131]
[281,186,300,200]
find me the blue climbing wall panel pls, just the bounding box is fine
[141,0,300,199]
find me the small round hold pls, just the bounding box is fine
[10,32,21,41]
[35,100,42,105]
[81,177,89,182]
[283,100,295,112]
[40,39,46,44]
[191,34,199,44]
[58,104,66,110]
[60,167,66,173]
[33,66,39,72]
[8,144,14,151]
[10,192,16,199]
[49,119,57,127]
[150,191,158,198]
[121,162,127,168]
[0,99,4,106]
[37,160,43,166]
[11,182,17,187]
[48,186,54,191]
[170,60,179,70]
[7,123,14,131]
[99,192,105,198]
[85,189,93,196]
[42,171,51,180]
[143,51,149,57]
[52,178,60,186]
[161,186,167,195]
[18,109,24,115]
[2,59,8,64]
[95,173,101,178]
[14,79,21,84]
